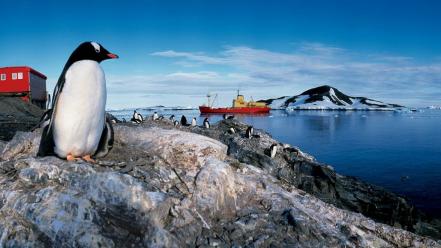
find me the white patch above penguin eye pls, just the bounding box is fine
[91,42,100,53]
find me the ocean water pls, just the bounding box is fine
[109,108,441,217]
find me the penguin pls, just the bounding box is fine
[203,117,210,129]
[37,41,118,162]
[245,126,254,139]
[158,115,164,120]
[173,120,179,126]
[180,115,188,126]
[191,117,197,127]
[152,112,159,120]
[223,114,227,120]
[131,110,143,123]
[228,127,236,134]
[269,144,278,158]
[169,115,175,121]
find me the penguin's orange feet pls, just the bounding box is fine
[66,153,80,162]
[82,155,96,163]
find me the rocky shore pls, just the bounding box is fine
[0,97,43,141]
[0,116,440,247]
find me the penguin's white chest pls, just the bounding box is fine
[53,60,106,158]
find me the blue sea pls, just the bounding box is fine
[109,108,441,217]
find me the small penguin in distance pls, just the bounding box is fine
[269,144,278,158]
[180,115,188,126]
[152,112,159,120]
[37,41,118,162]
[173,120,179,126]
[203,117,210,129]
[169,115,175,121]
[191,117,197,127]
[245,126,254,139]
[228,127,236,134]
[131,110,143,123]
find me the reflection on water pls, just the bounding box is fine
[109,108,441,217]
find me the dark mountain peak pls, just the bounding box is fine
[300,85,334,96]
[299,85,352,106]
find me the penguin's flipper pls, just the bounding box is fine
[37,110,55,157]
[37,63,70,157]
[94,115,114,158]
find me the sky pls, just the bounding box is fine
[1,0,441,109]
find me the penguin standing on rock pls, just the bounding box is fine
[228,127,236,134]
[173,120,179,126]
[245,126,254,139]
[169,115,175,121]
[37,41,118,162]
[203,118,210,129]
[269,144,278,158]
[131,110,143,123]
[152,112,159,120]
[180,115,188,126]
[191,117,197,127]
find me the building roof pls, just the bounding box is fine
[0,66,47,79]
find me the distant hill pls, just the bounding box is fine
[259,85,404,110]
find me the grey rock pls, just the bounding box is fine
[0,122,439,247]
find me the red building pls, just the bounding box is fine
[0,66,47,108]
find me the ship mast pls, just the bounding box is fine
[206,93,217,107]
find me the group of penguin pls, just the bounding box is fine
[129,110,211,129]
[35,41,279,162]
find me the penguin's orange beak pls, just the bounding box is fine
[107,53,119,59]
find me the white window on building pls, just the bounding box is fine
[0,74,5,81]
[12,73,17,80]
[17,72,23,80]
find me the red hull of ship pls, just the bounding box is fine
[199,106,271,114]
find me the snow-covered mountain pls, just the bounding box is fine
[259,85,404,110]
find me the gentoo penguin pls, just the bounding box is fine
[131,110,143,123]
[180,115,188,126]
[173,120,179,126]
[169,115,175,121]
[269,144,278,158]
[228,127,236,134]
[203,117,210,129]
[152,112,159,120]
[37,41,118,162]
[245,126,254,139]
[191,117,197,127]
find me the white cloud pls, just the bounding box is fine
[107,43,441,108]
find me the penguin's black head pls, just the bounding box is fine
[67,41,118,64]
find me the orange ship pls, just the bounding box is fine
[199,91,270,114]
